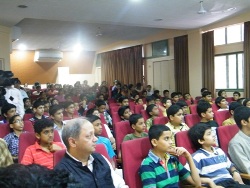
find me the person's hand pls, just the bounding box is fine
[48,143,62,152]
[168,147,191,158]
[233,171,244,184]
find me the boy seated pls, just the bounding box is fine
[176,100,190,115]
[215,96,228,111]
[0,103,16,124]
[4,115,24,161]
[166,105,189,146]
[229,106,250,174]
[49,105,65,138]
[233,91,241,101]
[118,96,129,107]
[139,125,201,188]
[171,92,179,104]
[21,119,65,169]
[63,101,77,119]
[123,114,148,141]
[43,101,50,114]
[29,100,49,123]
[146,85,153,96]
[188,123,247,187]
[161,97,172,117]
[95,99,113,127]
[201,91,213,104]
[87,115,116,168]
[145,104,159,131]
[218,89,227,98]
[118,106,132,121]
[184,92,194,105]
[163,89,169,98]
[23,98,32,114]
[222,102,242,126]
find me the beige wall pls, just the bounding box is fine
[0,25,11,70]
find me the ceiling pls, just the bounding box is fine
[1,0,250,51]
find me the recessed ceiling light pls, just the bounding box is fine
[18,44,27,51]
[74,44,83,52]
[154,19,163,21]
[18,5,28,8]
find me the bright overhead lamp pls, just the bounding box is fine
[18,44,27,51]
[74,44,83,52]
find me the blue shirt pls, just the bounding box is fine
[96,136,116,159]
[4,132,21,156]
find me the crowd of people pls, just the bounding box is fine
[0,78,249,187]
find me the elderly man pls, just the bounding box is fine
[55,118,128,188]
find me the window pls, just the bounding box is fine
[214,24,244,46]
[215,53,244,89]
[152,40,168,57]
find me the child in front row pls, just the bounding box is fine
[187,123,249,188]
[139,125,201,187]
[4,115,25,161]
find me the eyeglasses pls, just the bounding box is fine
[13,119,23,124]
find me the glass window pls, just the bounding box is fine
[215,53,243,89]
[227,24,243,44]
[214,28,226,46]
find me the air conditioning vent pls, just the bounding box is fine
[34,50,63,63]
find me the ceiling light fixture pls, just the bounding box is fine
[198,1,207,14]
[154,19,163,21]
[18,44,27,51]
[18,5,28,8]
[96,27,103,37]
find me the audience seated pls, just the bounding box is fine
[229,106,250,174]
[96,99,113,127]
[21,119,65,169]
[0,103,16,124]
[29,100,49,123]
[222,102,242,126]
[145,104,159,130]
[49,105,65,138]
[200,91,213,104]
[215,96,228,111]
[233,91,241,101]
[139,125,201,187]
[0,138,14,167]
[171,92,180,104]
[23,98,33,114]
[63,101,78,119]
[187,123,248,187]
[118,106,132,121]
[161,97,172,117]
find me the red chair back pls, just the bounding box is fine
[153,116,169,125]
[18,130,61,163]
[121,137,151,188]
[184,114,201,128]
[100,113,108,125]
[216,125,239,156]
[114,121,134,157]
[0,123,10,138]
[175,130,196,165]
[112,112,122,125]
[110,105,120,116]
[134,105,143,114]
[100,123,109,138]
[189,104,197,114]
[226,97,234,103]
[129,101,135,112]
[214,110,231,126]
[23,114,34,121]
[141,110,149,121]
[211,103,220,112]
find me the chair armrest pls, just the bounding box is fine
[240,173,250,180]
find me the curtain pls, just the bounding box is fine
[100,45,143,86]
[202,31,215,95]
[244,21,250,98]
[174,35,189,94]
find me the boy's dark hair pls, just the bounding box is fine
[146,96,155,103]
[23,98,30,104]
[34,119,54,134]
[161,98,171,104]
[87,115,100,123]
[163,90,169,95]
[118,106,130,117]
[153,90,160,95]
[96,93,104,99]
[86,108,97,116]
[135,98,142,103]
[188,123,211,150]
[146,104,157,117]
[200,88,208,93]
[33,100,44,109]
[9,115,21,125]
[167,105,182,119]
[234,106,250,129]
[233,91,241,97]
[63,101,74,109]
[175,100,188,108]
[218,90,225,97]
[171,92,178,98]
[129,114,143,126]
[237,98,246,105]
[95,99,106,107]
[197,102,211,117]
[243,98,250,107]
[215,96,225,108]
[43,100,50,105]
[202,91,211,98]
[79,94,86,101]
[148,125,170,147]
[49,105,63,116]
[118,96,128,103]
[1,103,16,118]
[229,102,242,114]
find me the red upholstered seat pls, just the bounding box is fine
[216,125,239,156]
[175,130,196,165]
[214,110,231,126]
[184,114,201,128]
[18,130,61,163]
[153,116,169,125]
[121,137,151,188]
[189,104,198,114]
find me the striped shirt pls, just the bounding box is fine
[140,150,190,188]
[191,147,233,184]
[21,141,65,169]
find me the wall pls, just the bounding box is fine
[0,25,11,70]
[10,50,95,84]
